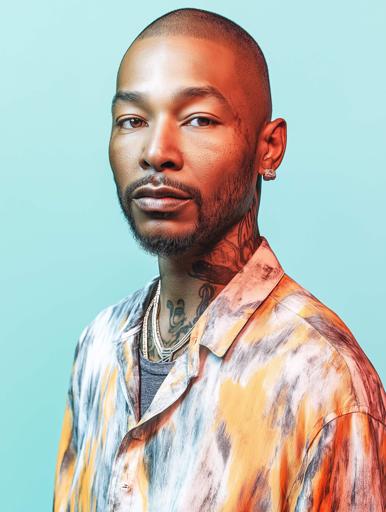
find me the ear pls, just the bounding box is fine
[256,118,287,177]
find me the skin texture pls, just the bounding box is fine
[109,35,287,361]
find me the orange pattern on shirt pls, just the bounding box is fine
[54,237,386,511]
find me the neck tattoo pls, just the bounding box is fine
[141,280,215,362]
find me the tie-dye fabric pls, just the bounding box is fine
[53,236,386,511]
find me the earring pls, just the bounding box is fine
[262,168,276,181]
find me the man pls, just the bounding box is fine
[54,7,385,511]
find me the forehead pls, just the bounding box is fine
[117,35,245,103]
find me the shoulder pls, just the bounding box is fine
[72,276,158,369]
[268,273,386,421]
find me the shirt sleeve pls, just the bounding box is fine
[53,330,86,512]
[53,395,77,511]
[285,411,386,511]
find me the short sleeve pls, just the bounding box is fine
[53,327,88,512]
[285,412,386,511]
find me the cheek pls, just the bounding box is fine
[109,136,137,187]
[194,142,248,195]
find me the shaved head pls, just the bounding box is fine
[121,7,272,126]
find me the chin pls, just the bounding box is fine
[138,236,197,258]
[130,224,197,258]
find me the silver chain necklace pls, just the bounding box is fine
[142,280,193,362]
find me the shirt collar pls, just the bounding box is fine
[121,236,284,358]
[195,236,284,357]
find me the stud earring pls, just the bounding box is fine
[262,168,276,181]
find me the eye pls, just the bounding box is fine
[116,117,147,129]
[186,116,217,127]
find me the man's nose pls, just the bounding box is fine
[139,118,183,172]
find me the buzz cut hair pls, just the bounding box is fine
[130,7,272,120]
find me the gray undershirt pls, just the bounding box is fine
[139,349,175,418]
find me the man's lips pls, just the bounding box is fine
[132,185,191,200]
[132,185,193,213]
[133,196,192,212]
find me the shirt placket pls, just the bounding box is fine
[107,328,201,510]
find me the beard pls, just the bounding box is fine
[116,159,255,258]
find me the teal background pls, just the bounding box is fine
[1,1,385,510]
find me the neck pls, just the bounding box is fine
[151,194,261,359]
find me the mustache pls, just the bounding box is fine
[121,174,203,207]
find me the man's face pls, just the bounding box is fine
[109,35,260,258]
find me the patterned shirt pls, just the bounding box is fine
[53,236,386,511]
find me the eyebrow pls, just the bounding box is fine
[111,85,233,114]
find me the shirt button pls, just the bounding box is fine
[121,483,133,493]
